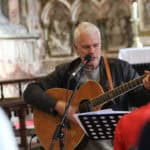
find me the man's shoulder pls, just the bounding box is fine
[107,58,131,69]
[56,57,81,71]
[108,58,129,64]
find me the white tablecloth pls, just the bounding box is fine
[118,47,150,64]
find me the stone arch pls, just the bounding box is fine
[41,0,72,56]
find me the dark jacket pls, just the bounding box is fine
[23,56,150,113]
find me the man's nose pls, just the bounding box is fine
[88,46,95,53]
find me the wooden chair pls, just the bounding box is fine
[0,77,44,150]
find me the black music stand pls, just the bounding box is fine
[74,109,129,140]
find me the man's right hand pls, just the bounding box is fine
[54,101,77,123]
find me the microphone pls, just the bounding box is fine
[70,55,91,79]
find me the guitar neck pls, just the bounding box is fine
[92,74,145,107]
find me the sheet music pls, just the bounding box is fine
[74,109,130,139]
[118,47,150,64]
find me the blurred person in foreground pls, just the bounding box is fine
[0,107,18,150]
[114,102,150,150]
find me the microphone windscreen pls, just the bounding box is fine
[84,55,91,62]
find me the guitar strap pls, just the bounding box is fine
[103,54,113,91]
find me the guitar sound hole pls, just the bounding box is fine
[79,99,92,112]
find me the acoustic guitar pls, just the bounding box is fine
[33,75,145,150]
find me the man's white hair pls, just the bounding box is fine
[73,22,101,45]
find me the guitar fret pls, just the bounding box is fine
[92,75,145,107]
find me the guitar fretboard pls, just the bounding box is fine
[92,75,145,107]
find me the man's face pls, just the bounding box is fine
[75,31,101,70]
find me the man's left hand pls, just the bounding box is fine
[143,71,150,90]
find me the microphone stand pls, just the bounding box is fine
[49,68,83,150]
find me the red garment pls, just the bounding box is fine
[114,103,150,150]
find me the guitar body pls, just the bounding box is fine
[33,81,104,150]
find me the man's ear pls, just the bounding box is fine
[73,44,77,50]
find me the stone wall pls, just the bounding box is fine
[0,0,137,79]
